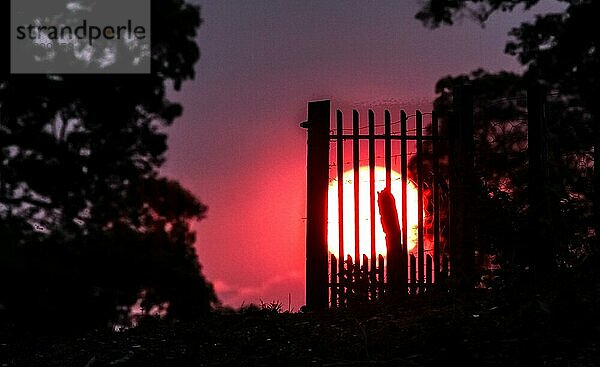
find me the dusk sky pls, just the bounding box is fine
[162,0,564,310]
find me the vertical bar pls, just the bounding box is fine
[383,109,397,294]
[416,111,424,290]
[442,255,449,282]
[426,254,432,286]
[595,114,600,269]
[369,110,376,271]
[449,86,476,291]
[336,111,345,273]
[330,254,338,307]
[378,254,385,299]
[362,254,369,300]
[527,85,554,276]
[432,112,440,284]
[302,100,330,310]
[410,254,417,294]
[385,110,392,188]
[400,110,409,295]
[353,111,360,269]
[339,256,345,307]
[347,255,353,302]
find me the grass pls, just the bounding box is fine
[1,290,599,366]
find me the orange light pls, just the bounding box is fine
[327,166,420,259]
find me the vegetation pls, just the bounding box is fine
[2,1,600,365]
[2,291,599,366]
[0,0,217,330]
[416,0,599,286]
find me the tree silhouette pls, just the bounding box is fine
[0,0,217,329]
[432,71,528,272]
[416,0,600,273]
[427,70,593,277]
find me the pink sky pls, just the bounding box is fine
[162,1,565,310]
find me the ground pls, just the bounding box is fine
[1,291,599,366]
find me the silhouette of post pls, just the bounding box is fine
[302,100,330,310]
[449,85,476,291]
[378,188,403,297]
[527,85,554,275]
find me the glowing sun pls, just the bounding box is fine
[327,166,420,259]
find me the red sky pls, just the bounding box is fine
[162,0,565,310]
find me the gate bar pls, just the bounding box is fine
[400,110,409,292]
[352,110,360,269]
[416,111,424,290]
[385,110,392,188]
[369,110,376,271]
[336,111,345,287]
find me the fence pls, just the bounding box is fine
[301,96,470,309]
[301,85,567,309]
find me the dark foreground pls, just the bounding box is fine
[1,291,599,366]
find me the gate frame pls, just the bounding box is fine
[302,91,475,309]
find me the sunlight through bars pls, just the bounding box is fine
[303,100,450,308]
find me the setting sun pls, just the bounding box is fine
[327,166,420,259]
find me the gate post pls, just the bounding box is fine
[301,100,330,310]
[527,85,554,276]
[449,85,476,291]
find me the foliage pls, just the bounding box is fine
[426,71,529,271]
[0,0,217,329]
[260,300,285,314]
[416,0,544,28]
[4,290,600,366]
[416,0,599,277]
[238,300,286,315]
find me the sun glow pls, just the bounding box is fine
[327,166,420,259]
